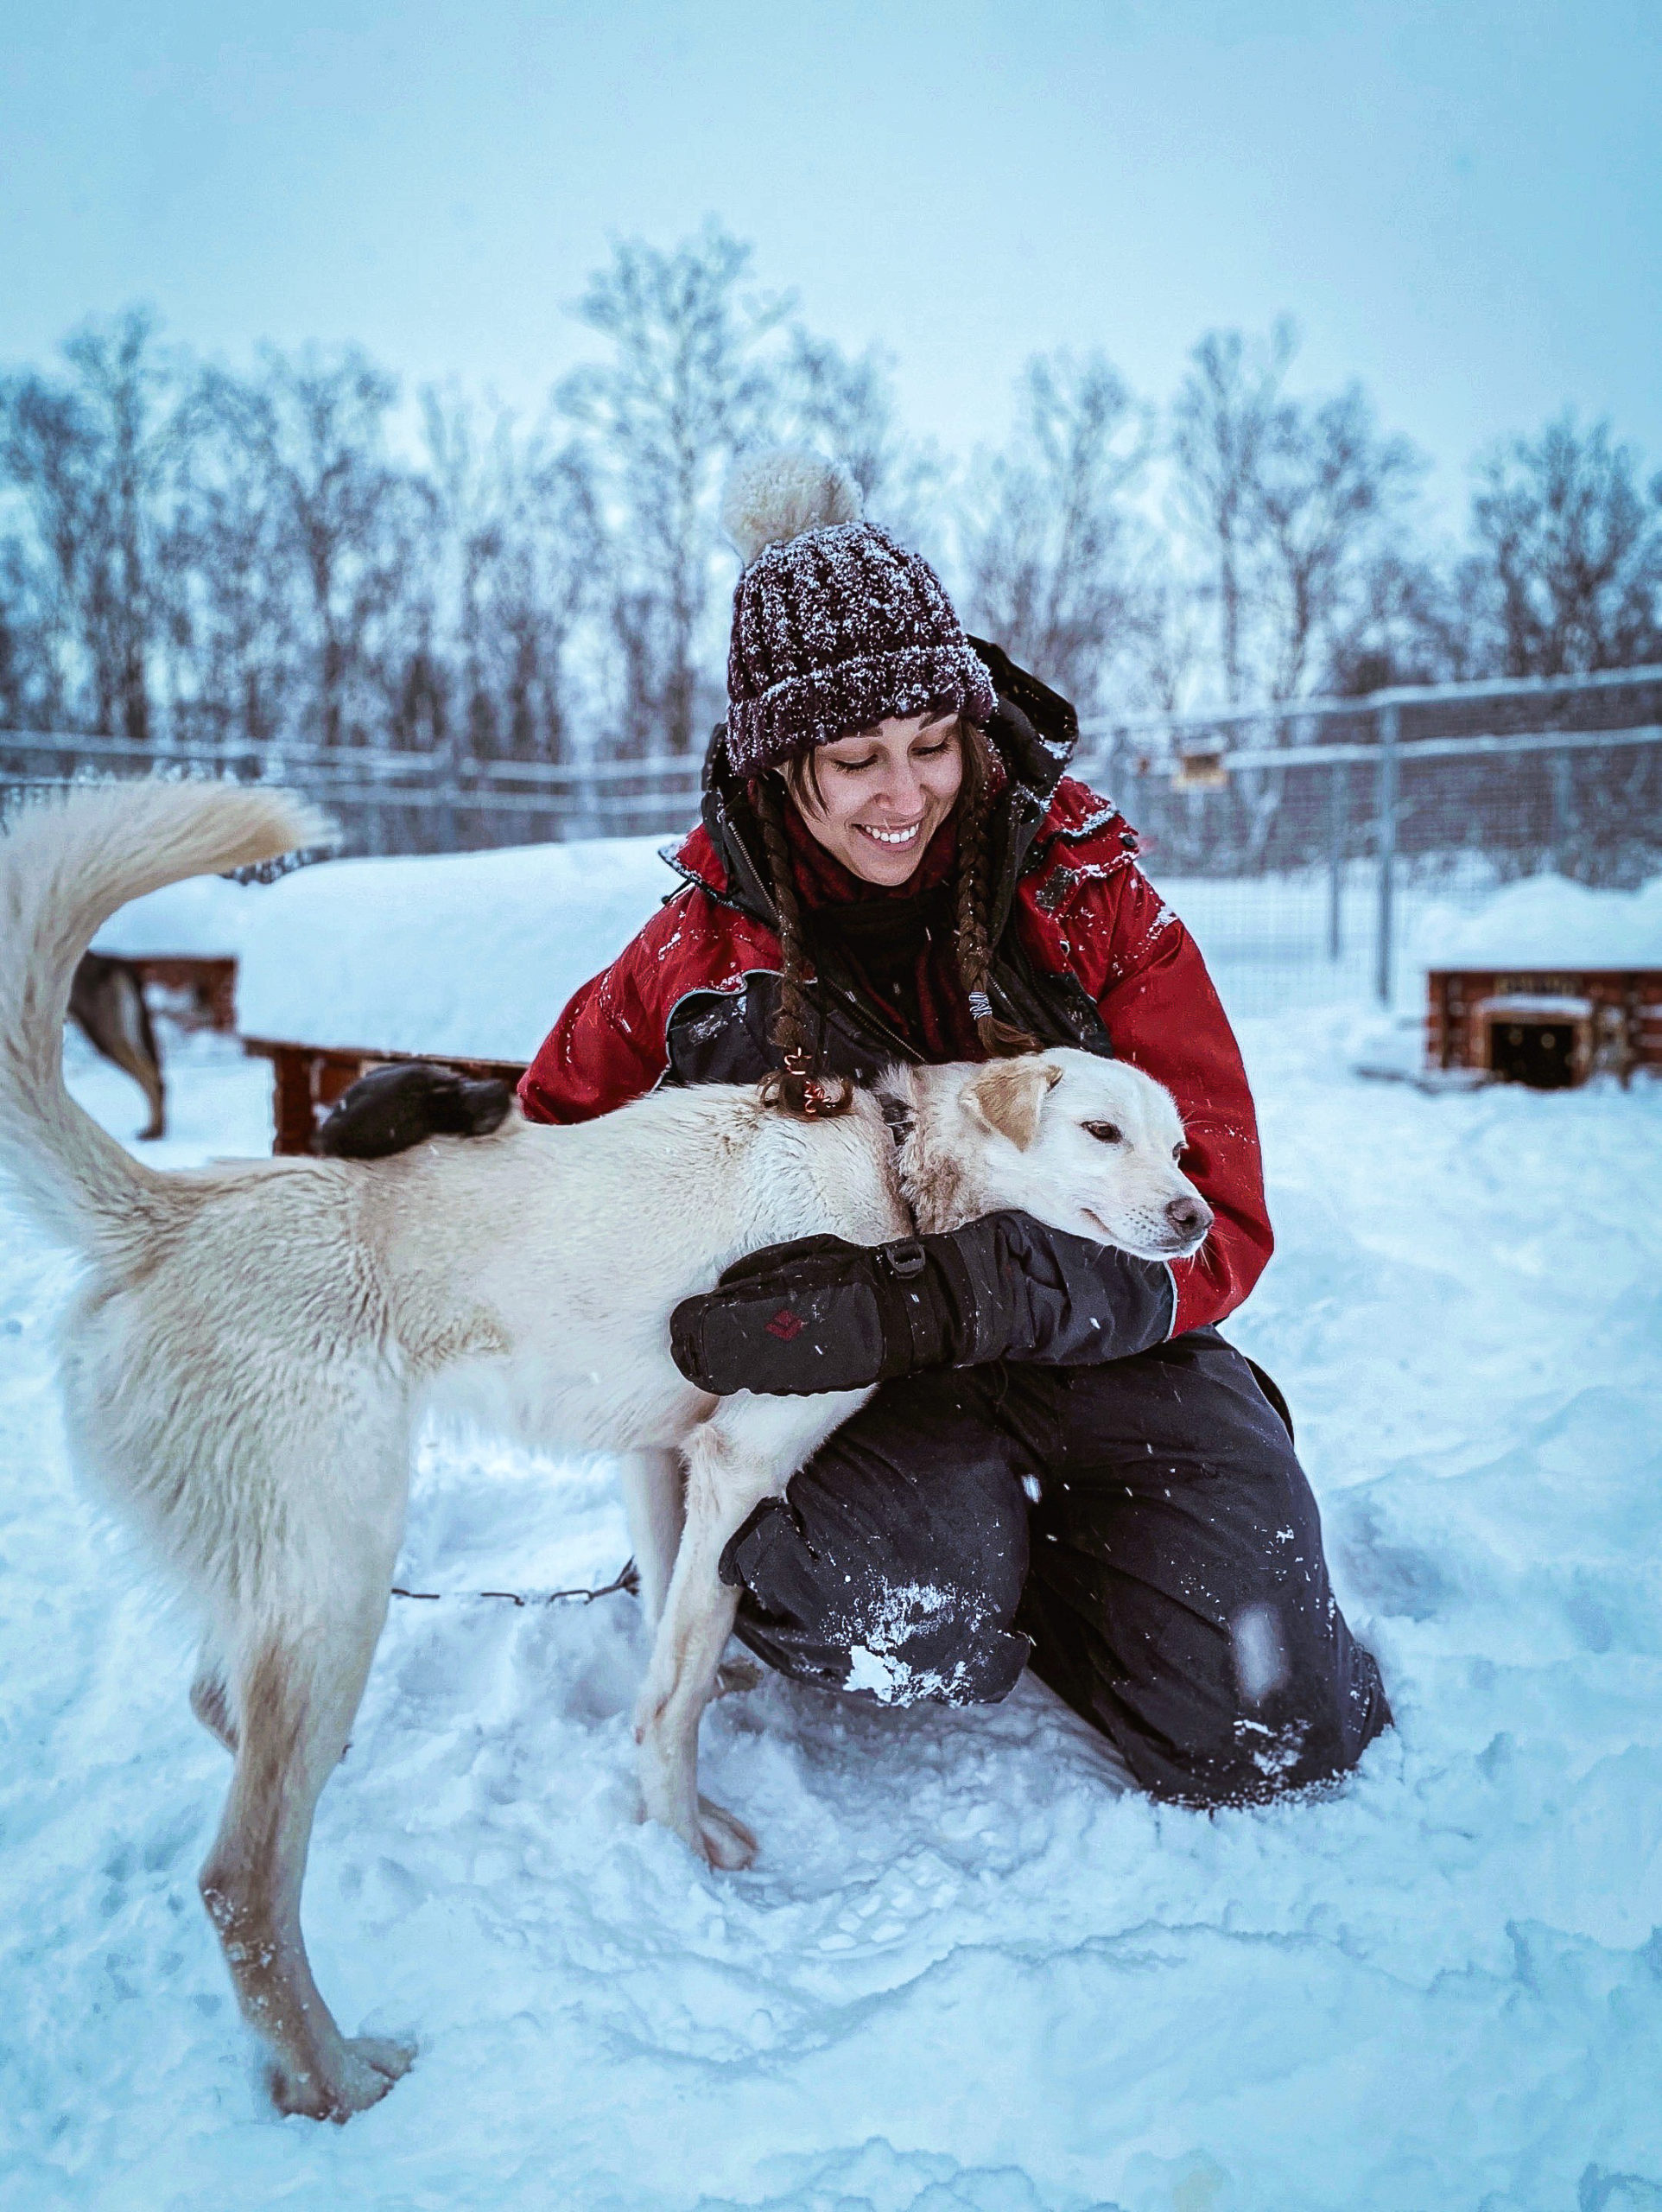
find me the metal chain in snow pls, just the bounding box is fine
[390,1559,638,1609]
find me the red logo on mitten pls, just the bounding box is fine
[765,1308,804,1341]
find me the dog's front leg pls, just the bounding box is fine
[634,1392,867,1870]
[618,1448,684,1630]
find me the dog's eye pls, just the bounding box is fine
[1083,1121,1123,1145]
[1171,1143,1184,1162]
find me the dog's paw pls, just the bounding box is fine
[695,1795,758,1872]
[270,2033,416,2122]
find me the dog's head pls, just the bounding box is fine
[955,1049,1213,1261]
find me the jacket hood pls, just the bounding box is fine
[667,637,1080,936]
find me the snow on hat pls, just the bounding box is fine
[720,448,996,777]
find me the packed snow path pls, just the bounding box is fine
[1,1019,1658,2212]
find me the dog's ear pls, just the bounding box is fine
[962,1058,1062,1151]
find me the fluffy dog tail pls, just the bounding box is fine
[0,779,330,1256]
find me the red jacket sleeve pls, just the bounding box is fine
[517,905,681,1124]
[1022,861,1273,1337]
[517,874,782,1125]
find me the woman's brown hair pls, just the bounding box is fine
[755,719,1039,1121]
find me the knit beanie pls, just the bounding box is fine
[720,448,996,777]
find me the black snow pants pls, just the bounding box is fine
[720,1327,1391,1807]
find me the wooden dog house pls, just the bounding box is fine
[125,954,239,1033]
[1426,968,1662,1088]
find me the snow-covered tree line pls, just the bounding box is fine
[3,222,1660,766]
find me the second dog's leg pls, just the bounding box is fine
[104,969,167,1141]
[618,1449,683,1630]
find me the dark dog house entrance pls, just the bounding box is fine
[1488,1017,1577,1089]
[1476,994,1593,1090]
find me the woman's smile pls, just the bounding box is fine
[855,819,923,850]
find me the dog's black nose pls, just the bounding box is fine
[1166,1195,1212,1239]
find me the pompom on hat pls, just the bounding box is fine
[720,448,996,777]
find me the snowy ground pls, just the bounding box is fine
[2,1007,1659,2210]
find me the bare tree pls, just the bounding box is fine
[959,352,1152,715]
[1468,413,1662,677]
[215,346,425,751]
[484,441,601,764]
[1124,556,1209,715]
[419,389,599,766]
[560,224,783,755]
[1253,385,1422,699]
[0,308,182,742]
[1170,321,1295,704]
[0,519,59,730]
[1323,545,1489,695]
[168,366,302,755]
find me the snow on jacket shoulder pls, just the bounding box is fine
[518,780,1272,1338]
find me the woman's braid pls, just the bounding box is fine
[954,726,1040,1058]
[753,772,853,1118]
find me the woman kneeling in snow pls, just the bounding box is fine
[341,453,1391,1807]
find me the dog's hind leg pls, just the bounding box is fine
[200,1582,414,2121]
[634,1392,868,1871]
[618,1449,683,1630]
[195,1418,415,2120]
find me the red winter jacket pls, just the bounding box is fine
[519,768,1272,1342]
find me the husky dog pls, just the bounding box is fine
[68,951,167,1139]
[0,782,1209,2120]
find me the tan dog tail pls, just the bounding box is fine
[0,780,330,1255]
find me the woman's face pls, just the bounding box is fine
[790,710,965,887]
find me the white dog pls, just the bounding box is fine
[0,782,1210,2120]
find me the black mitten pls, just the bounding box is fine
[669,1213,1178,1396]
[669,1233,979,1396]
[313,1061,514,1158]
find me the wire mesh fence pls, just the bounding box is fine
[1073,666,1662,1016]
[5,665,1659,1023]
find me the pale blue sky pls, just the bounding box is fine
[2,0,1657,519]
